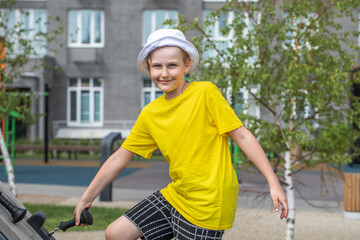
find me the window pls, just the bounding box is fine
[202,10,260,118]
[202,10,258,64]
[142,78,163,107]
[142,10,178,45]
[1,8,47,56]
[234,87,260,118]
[202,10,232,59]
[67,78,104,126]
[141,9,176,106]
[284,12,316,50]
[68,10,104,47]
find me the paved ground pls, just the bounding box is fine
[2,159,360,239]
[51,210,360,240]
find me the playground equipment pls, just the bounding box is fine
[0,191,27,224]
[100,132,122,201]
[48,209,93,236]
[0,181,92,239]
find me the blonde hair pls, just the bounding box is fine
[146,47,190,65]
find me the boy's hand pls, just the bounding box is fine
[74,200,92,226]
[270,185,289,219]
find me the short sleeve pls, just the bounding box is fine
[208,85,243,136]
[122,109,158,159]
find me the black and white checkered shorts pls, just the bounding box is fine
[124,191,224,240]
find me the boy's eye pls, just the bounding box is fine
[152,64,161,68]
[169,64,177,68]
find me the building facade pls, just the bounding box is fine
[3,0,233,140]
[3,0,360,141]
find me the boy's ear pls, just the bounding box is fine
[184,58,191,74]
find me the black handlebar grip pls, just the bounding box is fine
[59,209,93,231]
[59,218,75,231]
[0,192,27,223]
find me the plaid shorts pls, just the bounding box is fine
[124,191,224,240]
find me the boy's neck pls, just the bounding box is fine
[165,81,189,100]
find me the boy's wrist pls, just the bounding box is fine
[80,190,96,205]
[267,175,281,188]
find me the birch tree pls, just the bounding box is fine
[0,0,63,195]
[172,0,360,239]
[0,131,16,195]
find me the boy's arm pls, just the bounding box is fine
[229,126,289,219]
[74,146,135,225]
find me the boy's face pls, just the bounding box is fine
[148,46,191,100]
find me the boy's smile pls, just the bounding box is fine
[148,46,191,100]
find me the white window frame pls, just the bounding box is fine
[67,78,104,127]
[141,79,163,108]
[283,13,317,51]
[239,87,260,118]
[202,10,234,60]
[203,10,260,118]
[141,9,177,107]
[68,10,105,48]
[202,10,260,65]
[142,9,178,46]
[1,8,47,57]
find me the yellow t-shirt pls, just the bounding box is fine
[122,81,243,230]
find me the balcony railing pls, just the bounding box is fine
[52,120,136,138]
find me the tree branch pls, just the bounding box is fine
[295,1,334,45]
[191,19,229,64]
[292,99,330,131]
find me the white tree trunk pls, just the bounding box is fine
[285,150,295,240]
[0,130,17,196]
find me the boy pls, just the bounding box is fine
[74,29,288,240]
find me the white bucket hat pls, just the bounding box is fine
[137,28,199,76]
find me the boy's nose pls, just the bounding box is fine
[161,68,170,78]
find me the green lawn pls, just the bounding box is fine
[23,203,128,232]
